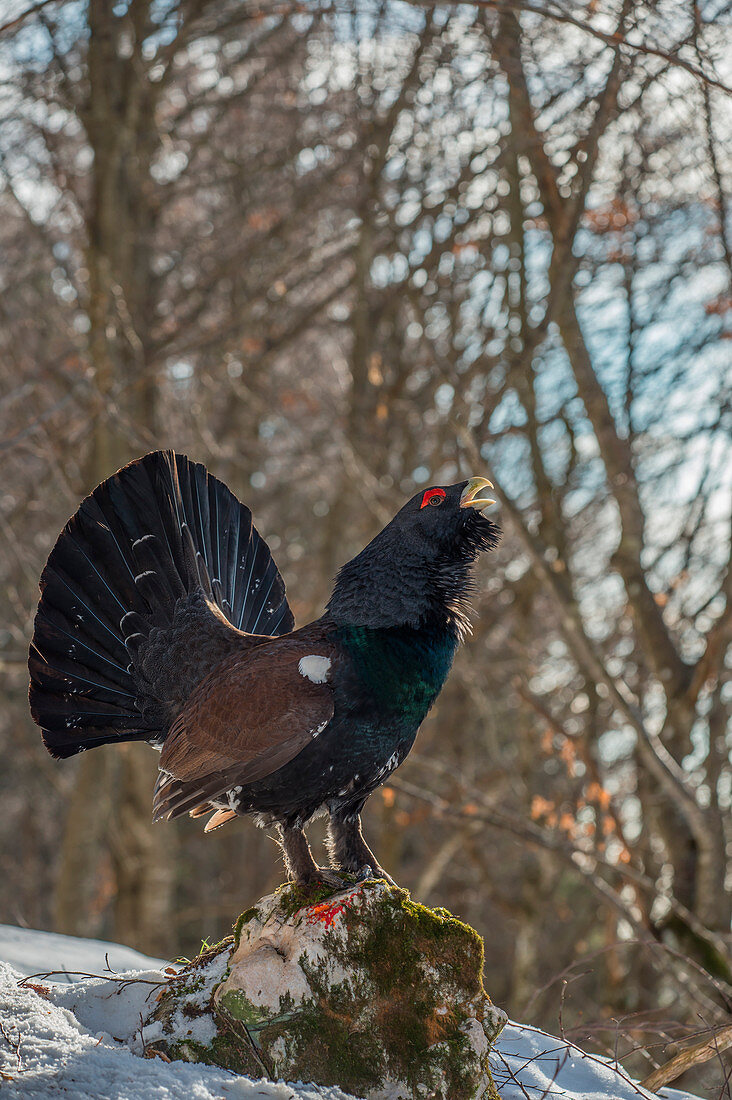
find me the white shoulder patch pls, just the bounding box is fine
[298,655,331,684]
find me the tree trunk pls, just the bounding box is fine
[109,742,174,956]
[53,751,113,938]
[53,0,175,953]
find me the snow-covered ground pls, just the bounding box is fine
[0,923,701,1100]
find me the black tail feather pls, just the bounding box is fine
[131,534,187,603]
[30,450,294,760]
[120,610,151,640]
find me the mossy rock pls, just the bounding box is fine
[148,880,506,1099]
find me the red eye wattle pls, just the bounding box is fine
[420,488,446,509]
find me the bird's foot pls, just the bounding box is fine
[294,866,346,890]
[355,863,396,887]
[326,815,396,887]
[280,825,347,892]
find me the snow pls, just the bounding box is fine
[0,962,354,1099]
[492,1022,699,1100]
[0,923,168,982]
[0,924,703,1100]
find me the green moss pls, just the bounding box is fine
[340,887,485,1002]
[219,989,296,1031]
[233,907,260,938]
[275,990,383,1094]
[273,877,355,920]
[161,1026,266,1079]
[219,990,265,1027]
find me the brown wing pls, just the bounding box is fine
[152,631,335,823]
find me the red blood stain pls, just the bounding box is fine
[306,895,355,929]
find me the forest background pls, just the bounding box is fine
[0,0,730,1094]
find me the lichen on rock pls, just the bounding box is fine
[147,880,506,1099]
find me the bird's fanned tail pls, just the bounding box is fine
[29,450,294,760]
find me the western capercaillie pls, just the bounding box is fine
[29,451,499,886]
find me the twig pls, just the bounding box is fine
[18,969,166,989]
[0,1020,23,1071]
[0,0,59,38]
[406,0,732,93]
[640,1023,732,1093]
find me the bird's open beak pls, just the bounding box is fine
[460,476,496,510]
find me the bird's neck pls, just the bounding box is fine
[336,621,459,719]
[327,544,475,633]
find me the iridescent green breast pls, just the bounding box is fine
[336,623,458,723]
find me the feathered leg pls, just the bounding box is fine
[279,824,343,888]
[327,813,395,886]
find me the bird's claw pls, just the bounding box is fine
[295,867,345,890]
[356,864,396,887]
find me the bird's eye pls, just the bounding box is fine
[420,488,446,509]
